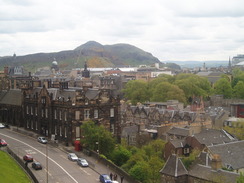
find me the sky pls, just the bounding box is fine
[1,0,244,61]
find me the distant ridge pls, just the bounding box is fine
[0,41,162,72]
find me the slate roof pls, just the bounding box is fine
[208,140,244,170]
[189,164,238,183]
[193,129,237,146]
[170,139,186,148]
[167,127,189,137]
[160,154,188,177]
[0,89,22,106]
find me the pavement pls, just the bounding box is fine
[10,126,128,183]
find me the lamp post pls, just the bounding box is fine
[95,141,99,154]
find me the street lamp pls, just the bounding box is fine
[95,141,99,154]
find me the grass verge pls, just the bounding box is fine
[0,150,32,183]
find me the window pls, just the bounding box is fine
[45,108,48,118]
[55,125,57,135]
[54,110,57,119]
[60,126,62,136]
[84,109,90,120]
[111,124,114,134]
[41,97,46,104]
[94,109,98,118]
[75,111,80,120]
[41,109,44,117]
[35,107,37,116]
[26,106,29,114]
[65,127,67,137]
[35,121,38,130]
[59,111,62,120]
[31,120,33,129]
[31,107,33,115]
[110,108,114,117]
[184,148,190,154]
[27,120,29,128]
[64,112,67,121]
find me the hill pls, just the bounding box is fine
[0,41,161,72]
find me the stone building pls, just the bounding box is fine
[0,76,121,146]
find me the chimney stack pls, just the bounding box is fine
[211,154,222,170]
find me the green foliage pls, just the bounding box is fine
[148,156,164,183]
[123,73,213,105]
[80,120,115,157]
[122,80,149,105]
[233,81,244,99]
[174,73,212,100]
[150,82,186,104]
[121,139,166,183]
[224,124,244,140]
[129,161,151,183]
[111,145,132,166]
[237,172,244,183]
[0,151,31,183]
[214,78,232,98]
[181,149,200,170]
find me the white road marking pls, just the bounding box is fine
[0,133,79,183]
[25,149,36,154]
[79,167,91,175]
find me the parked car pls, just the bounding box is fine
[68,153,78,161]
[99,174,112,183]
[23,154,33,162]
[0,139,7,146]
[0,123,5,129]
[38,137,47,144]
[77,158,89,167]
[32,162,42,170]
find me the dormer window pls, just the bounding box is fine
[41,97,46,105]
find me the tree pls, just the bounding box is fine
[150,82,186,104]
[122,80,149,105]
[129,161,151,183]
[80,120,115,157]
[111,145,131,166]
[148,156,164,183]
[174,74,212,101]
[233,81,244,99]
[214,78,232,98]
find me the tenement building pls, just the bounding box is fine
[0,80,120,145]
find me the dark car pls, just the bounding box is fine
[32,162,42,170]
[23,154,33,162]
[99,174,112,183]
[0,139,7,147]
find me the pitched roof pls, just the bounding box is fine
[208,140,244,170]
[170,139,186,148]
[167,127,189,137]
[189,164,238,183]
[160,154,188,177]
[0,90,22,106]
[193,129,236,146]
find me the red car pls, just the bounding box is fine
[23,154,33,162]
[0,139,7,146]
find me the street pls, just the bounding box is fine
[0,129,100,183]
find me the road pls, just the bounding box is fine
[0,128,101,183]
